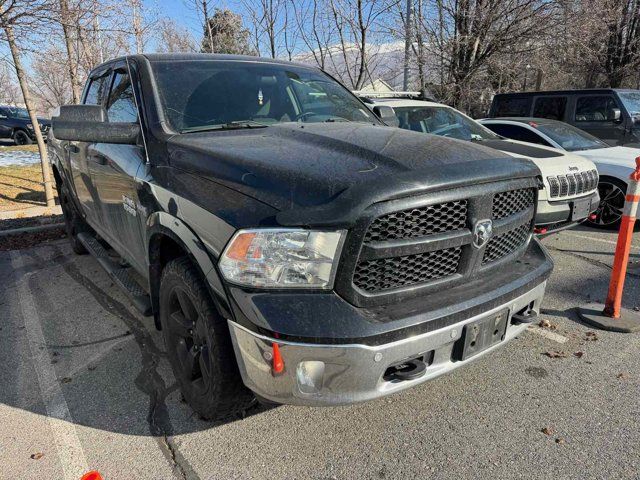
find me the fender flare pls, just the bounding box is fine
[146,211,232,330]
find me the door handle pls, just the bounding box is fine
[64,144,79,154]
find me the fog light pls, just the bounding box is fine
[296,361,325,394]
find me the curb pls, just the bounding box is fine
[0,223,65,237]
[0,205,62,220]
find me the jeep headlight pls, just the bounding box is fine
[219,229,345,289]
[26,124,34,130]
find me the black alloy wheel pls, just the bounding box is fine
[13,130,33,145]
[588,178,627,229]
[159,257,254,420]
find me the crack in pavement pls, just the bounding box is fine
[34,246,201,480]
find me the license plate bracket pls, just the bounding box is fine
[571,198,591,221]
[457,310,509,361]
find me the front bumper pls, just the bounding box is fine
[535,190,600,231]
[228,281,546,406]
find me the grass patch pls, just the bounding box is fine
[0,164,58,211]
[0,144,40,153]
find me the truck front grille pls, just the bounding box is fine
[547,170,598,198]
[341,183,537,304]
[353,247,462,292]
[364,200,467,242]
[482,223,530,264]
[492,188,535,219]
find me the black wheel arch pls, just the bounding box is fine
[146,217,233,331]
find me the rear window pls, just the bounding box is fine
[533,96,567,120]
[492,97,531,117]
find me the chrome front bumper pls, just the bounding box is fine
[228,281,547,406]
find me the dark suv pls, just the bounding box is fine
[0,105,50,145]
[49,54,552,419]
[488,89,640,147]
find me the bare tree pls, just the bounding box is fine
[292,0,334,69]
[0,58,21,104]
[0,0,56,207]
[326,0,399,89]
[156,18,197,53]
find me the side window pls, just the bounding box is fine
[533,97,567,120]
[575,96,618,122]
[486,123,551,146]
[492,97,531,117]
[83,76,107,105]
[105,71,138,123]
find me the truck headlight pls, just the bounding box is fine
[219,229,345,289]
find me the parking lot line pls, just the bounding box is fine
[561,232,640,250]
[527,325,568,344]
[11,251,89,480]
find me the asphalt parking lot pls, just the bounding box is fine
[1,226,640,480]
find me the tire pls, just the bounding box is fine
[59,182,88,254]
[159,257,254,420]
[13,130,33,145]
[587,177,627,229]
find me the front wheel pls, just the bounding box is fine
[13,130,33,145]
[587,177,627,229]
[159,257,254,420]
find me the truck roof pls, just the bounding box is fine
[88,53,319,77]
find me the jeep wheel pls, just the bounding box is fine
[13,130,33,146]
[59,183,88,254]
[159,257,254,420]
[588,178,626,229]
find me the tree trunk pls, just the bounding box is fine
[2,22,55,207]
[59,0,81,103]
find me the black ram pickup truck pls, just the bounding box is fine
[0,105,50,145]
[49,54,553,419]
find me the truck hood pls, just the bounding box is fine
[167,123,539,218]
[576,146,640,168]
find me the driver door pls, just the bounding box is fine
[88,64,147,274]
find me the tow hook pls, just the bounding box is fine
[384,358,427,382]
[511,305,538,324]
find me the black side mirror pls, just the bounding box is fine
[52,105,140,145]
[372,105,400,128]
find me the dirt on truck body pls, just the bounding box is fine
[49,53,552,419]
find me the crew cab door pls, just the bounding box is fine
[67,72,111,223]
[87,64,147,274]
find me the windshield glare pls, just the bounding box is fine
[393,106,499,141]
[150,60,378,132]
[4,107,29,119]
[618,91,640,117]
[534,122,608,151]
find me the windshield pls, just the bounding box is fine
[393,106,499,141]
[150,60,378,132]
[618,91,640,117]
[4,107,29,119]
[533,121,609,151]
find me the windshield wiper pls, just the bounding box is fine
[181,120,268,133]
